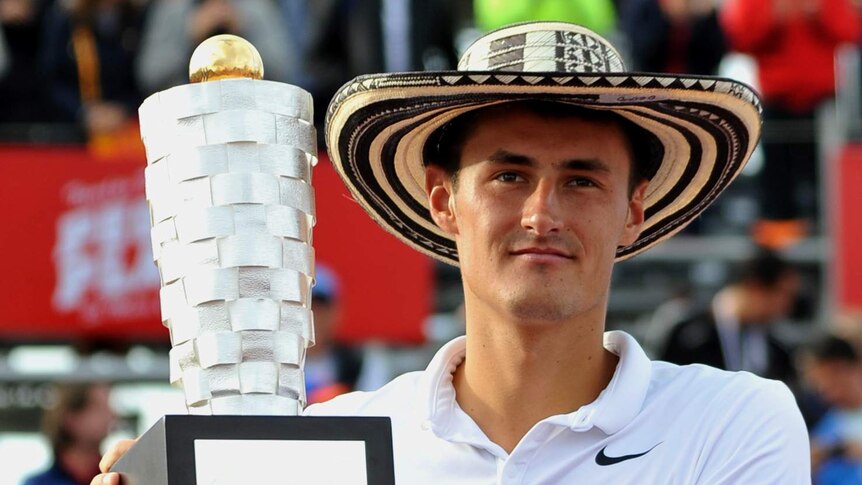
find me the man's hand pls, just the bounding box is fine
[84,102,128,135]
[89,438,137,485]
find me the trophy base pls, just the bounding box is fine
[111,414,394,485]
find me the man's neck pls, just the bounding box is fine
[452,301,618,454]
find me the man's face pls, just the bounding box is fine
[749,272,801,323]
[427,108,647,324]
[65,384,115,448]
[806,359,862,409]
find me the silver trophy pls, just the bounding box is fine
[112,35,393,484]
[140,35,315,417]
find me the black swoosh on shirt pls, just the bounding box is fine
[595,442,662,466]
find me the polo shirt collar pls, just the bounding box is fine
[420,330,652,441]
[587,330,653,434]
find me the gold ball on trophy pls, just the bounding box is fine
[189,34,264,83]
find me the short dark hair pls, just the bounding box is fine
[423,100,663,194]
[737,249,797,288]
[805,334,859,363]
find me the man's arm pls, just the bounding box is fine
[696,379,810,484]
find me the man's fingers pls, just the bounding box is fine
[99,438,138,473]
[90,472,120,485]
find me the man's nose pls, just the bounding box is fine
[521,180,563,235]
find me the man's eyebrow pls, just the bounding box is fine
[561,158,611,174]
[487,149,534,166]
[486,149,611,173]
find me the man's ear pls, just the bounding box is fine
[619,179,648,247]
[425,165,458,235]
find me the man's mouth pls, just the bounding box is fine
[510,246,574,260]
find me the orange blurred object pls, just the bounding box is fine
[308,383,352,405]
[87,120,146,161]
[752,219,808,250]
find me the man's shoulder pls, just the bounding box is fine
[664,308,717,336]
[647,360,804,446]
[650,360,796,412]
[645,363,810,481]
[304,370,425,417]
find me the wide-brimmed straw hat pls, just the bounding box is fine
[325,21,761,265]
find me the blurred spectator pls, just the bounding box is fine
[0,19,6,75]
[656,249,800,383]
[23,382,116,485]
[305,264,364,404]
[136,0,295,95]
[720,0,860,248]
[618,0,726,74]
[473,0,617,35]
[835,310,862,348]
[0,0,55,123]
[282,0,464,146]
[39,0,146,139]
[803,335,862,484]
[642,286,695,357]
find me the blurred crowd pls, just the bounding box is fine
[642,249,862,484]
[4,0,862,483]
[2,0,859,242]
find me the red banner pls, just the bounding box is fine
[837,144,862,311]
[0,146,431,344]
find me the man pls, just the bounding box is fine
[657,250,800,383]
[93,21,808,484]
[27,382,115,485]
[804,335,862,484]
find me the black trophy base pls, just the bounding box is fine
[111,415,394,485]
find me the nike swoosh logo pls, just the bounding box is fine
[595,442,662,466]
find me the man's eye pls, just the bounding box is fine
[569,178,597,187]
[496,172,523,183]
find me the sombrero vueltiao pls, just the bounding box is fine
[325,21,761,265]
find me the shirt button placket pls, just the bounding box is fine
[499,458,524,485]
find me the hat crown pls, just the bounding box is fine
[458,22,626,74]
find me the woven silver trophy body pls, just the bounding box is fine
[139,78,316,415]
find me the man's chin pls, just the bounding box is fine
[504,296,577,323]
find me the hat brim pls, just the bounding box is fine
[325,71,761,265]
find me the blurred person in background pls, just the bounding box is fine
[720,0,860,248]
[618,0,726,75]
[39,0,146,141]
[472,0,617,35]
[0,0,55,125]
[657,249,800,383]
[24,382,116,485]
[304,263,365,404]
[803,335,862,484]
[277,0,464,146]
[135,0,295,95]
[834,310,862,347]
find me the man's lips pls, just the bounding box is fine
[510,247,574,259]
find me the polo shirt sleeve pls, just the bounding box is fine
[695,378,810,484]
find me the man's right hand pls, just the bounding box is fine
[90,438,137,485]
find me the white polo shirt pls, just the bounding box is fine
[305,331,810,484]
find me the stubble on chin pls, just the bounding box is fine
[500,284,580,323]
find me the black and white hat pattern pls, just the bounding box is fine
[325,21,762,265]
